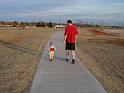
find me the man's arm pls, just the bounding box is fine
[75,35,77,43]
[64,35,67,45]
[64,26,69,45]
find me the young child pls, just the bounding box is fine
[49,42,56,61]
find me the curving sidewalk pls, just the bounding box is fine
[30,31,107,93]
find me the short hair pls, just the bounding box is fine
[67,20,72,23]
[50,42,53,45]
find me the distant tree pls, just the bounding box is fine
[94,24,100,27]
[24,22,30,26]
[20,22,25,29]
[41,22,45,27]
[12,21,18,27]
[35,22,45,27]
[48,22,53,28]
[36,22,41,27]
[0,21,5,25]
[31,22,36,27]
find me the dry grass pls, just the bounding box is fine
[76,28,124,93]
[0,27,56,93]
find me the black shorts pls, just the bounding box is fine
[65,43,75,50]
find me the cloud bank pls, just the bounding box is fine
[0,0,124,25]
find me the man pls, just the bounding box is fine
[64,20,78,64]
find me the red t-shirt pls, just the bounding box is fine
[64,24,78,43]
[50,48,55,51]
[49,45,56,51]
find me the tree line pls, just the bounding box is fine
[0,21,123,29]
[0,21,53,28]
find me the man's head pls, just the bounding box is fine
[50,42,53,46]
[67,20,72,24]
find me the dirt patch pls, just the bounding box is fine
[77,28,124,93]
[0,27,56,93]
[88,28,111,35]
[87,38,124,46]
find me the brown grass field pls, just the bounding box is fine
[76,27,124,93]
[0,27,124,93]
[0,27,56,93]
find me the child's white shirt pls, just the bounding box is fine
[49,45,56,51]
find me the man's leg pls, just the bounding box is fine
[66,50,69,61]
[71,50,75,64]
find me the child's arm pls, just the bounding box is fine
[48,48,50,51]
[54,46,57,51]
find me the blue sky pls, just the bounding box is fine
[0,0,124,25]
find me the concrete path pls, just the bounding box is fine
[30,31,107,93]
